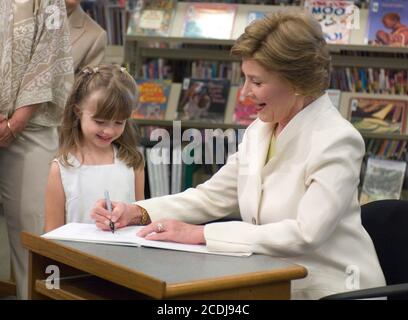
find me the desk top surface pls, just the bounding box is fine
[56,239,298,284]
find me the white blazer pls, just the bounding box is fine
[137,93,386,299]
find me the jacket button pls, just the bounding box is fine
[252,217,257,225]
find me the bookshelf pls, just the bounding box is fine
[122,1,408,200]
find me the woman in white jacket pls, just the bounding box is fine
[91,10,386,299]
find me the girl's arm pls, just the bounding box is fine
[134,168,145,201]
[44,161,66,232]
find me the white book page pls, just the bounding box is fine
[42,223,251,257]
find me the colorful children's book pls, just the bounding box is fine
[176,78,231,123]
[360,157,407,204]
[366,0,408,47]
[304,0,356,44]
[182,3,237,39]
[132,79,171,120]
[126,0,176,36]
[348,96,408,134]
[233,87,258,125]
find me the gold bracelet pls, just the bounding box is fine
[139,206,150,225]
[7,120,17,138]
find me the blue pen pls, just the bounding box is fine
[104,190,115,233]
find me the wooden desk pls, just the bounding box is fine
[22,232,307,300]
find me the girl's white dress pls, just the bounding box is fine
[55,147,135,223]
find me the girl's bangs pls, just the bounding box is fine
[92,87,134,120]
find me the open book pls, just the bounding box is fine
[42,223,251,257]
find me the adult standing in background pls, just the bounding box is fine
[0,0,74,299]
[65,0,108,74]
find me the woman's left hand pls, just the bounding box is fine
[137,219,206,245]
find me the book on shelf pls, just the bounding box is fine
[176,78,231,123]
[360,157,407,205]
[331,67,408,94]
[366,0,408,47]
[126,0,176,37]
[347,96,408,134]
[304,0,355,44]
[42,223,251,257]
[132,79,171,120]
[181,3,238,39]
[366,138,407,160]
[233,86,258,126]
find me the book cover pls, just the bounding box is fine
[182,3,237,39]
[132,79,171,120]
[126,0,176,36]
[233,87,258,125]
[304,0,356,44]
[360,157,407,204]
[176,78,231,123]
[348,96,408,134]
[366,0,408,46]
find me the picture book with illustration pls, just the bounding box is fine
[127,0,176,36]
[182,3,237,39]
[176,78,230,123]
[348,96,408,134]
[366,0,408,47]
[304,0,356,44]
[132,79,171,120]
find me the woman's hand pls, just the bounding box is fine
[137,219,206,245]
[90,200,141,230]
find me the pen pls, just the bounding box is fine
[104,190,115,233]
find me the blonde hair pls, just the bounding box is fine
[231,10,331,98]
[59,64,144,170]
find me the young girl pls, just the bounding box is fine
[44,64,145,232]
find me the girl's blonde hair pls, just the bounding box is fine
[59,64,144,170]
[231,10,331,98]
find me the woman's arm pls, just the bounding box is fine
[136,149,241,225]
[44,162,66,232]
